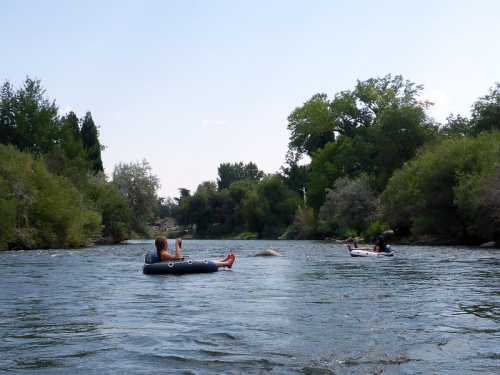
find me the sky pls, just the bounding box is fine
[1,0,499,197]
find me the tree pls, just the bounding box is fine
[290,205,316,239]
[217,161,264,190]
[368,105,435,190]
[307,136,363,210]
[112,160,160,235]
[81,111,104,173]
[0,144,101,249]
[440,114,472,137]
[318,175,377,236]
[247,175,299,237]
[381,132,500,242]
[9,78,59,154]
[470,83,500,135]
[281,162,310,196]
[286,74,428,163]
[0,81,15,145]
[85,176,132,243]
[44,111,92,185]
[292,75,435,210]
[286,93,335,163]
[158,197,178,218]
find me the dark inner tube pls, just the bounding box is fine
[143,253,218,275]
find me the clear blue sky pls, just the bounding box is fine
[2,0,499,197]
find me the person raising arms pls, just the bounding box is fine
[155,237,183,261]
[154,237,236,268]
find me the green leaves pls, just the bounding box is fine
[112,160,160,236]
[381,132,500,242]
[217,161,264,190]
[0,144,101,249]
[318,175,377,236]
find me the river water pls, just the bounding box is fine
[0,240,499,374]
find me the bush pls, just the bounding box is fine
[381,132,500,243]
[287,206,316,239]
[318,175,377,237]
[85,176,132,243]
[0,144,101,249]
[364,220,390,241]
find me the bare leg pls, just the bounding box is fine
[214,252,235,268]
[218,250,234,262]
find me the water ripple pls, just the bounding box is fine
[0,241,499,374]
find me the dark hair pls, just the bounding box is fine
[155,237,167,257]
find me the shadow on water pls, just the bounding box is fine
[459,303,500,322]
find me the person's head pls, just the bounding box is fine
[155,237,167,255]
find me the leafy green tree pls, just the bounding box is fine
[470,83,500,135]
[249,175,299,237]
[382,132,500,242]
[368,105,436,189]
[318,175,377,236]
[45,111,92,185]
[175,188,192,226]
[225,179,257,232]
[280,162,310,196]
[440,114,472,137]
[85,176,132,243]
[286,93,335,163]
[307,136,362,210]
[298,75,435,209]
[286,74,427,163]
[9,78,59,154]
[217,161,264,190]
[112,160,160,235]
[81,111,104,173]
[158,197,178,218]
[0,144,101,249]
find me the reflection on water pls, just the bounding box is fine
[0,241,499,374]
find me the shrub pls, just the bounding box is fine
[318,175,377,236]
[381,132,500,243]
[0,144,101,249]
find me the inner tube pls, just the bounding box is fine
[143,253,218,275]
[347,244,394,257]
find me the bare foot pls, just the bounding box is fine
[226,253,235,268]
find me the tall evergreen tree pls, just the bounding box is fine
[61,111,80,138]
[0,81,15,145]
[10,78,58,154]
[80,111,104,173]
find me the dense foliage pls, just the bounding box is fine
[318,175,377,236]
[0,144,101,249]
[0,78,160,249]
[2,74,499,248]
[217,162,264,190]
[382,133,500,243]
[166,76,499,244]
[112,160,160,235]
[175,170,299,238]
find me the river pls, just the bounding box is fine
[0,240,499,374]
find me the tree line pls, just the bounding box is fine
[164,75,500,245]
[1,75,499,249]
[0,78,160,249]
